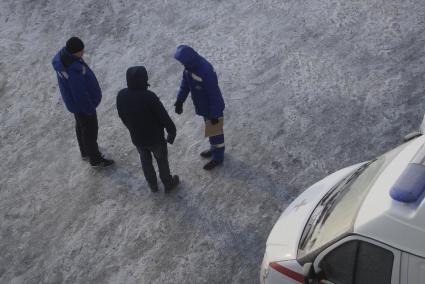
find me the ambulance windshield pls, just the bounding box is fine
[297,141,412,259]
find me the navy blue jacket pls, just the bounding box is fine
[117,66,176,147]
[175,45,225,119]
[52,48,102,114]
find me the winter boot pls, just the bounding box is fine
[203,159,223,170]
[200,149,212,158]
[164,175,180,193]
[90,157,115,168]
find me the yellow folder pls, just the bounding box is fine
[204,117,224,137]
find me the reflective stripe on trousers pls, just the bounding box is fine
[209,134,225,161]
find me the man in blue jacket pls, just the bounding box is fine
[174,45,225,170]
[52,37,114,167]
[117,66,179,192]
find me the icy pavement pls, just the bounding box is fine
[1,0,425,283]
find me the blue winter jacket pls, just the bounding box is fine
[52,48,102,114]
[175,45,225,119]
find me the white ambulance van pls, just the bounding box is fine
[261,134,425,284]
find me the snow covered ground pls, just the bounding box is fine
[1,0,425,283]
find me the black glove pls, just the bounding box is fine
[167,133,176,144]
[210,118,219,125]
[174,100,183,114]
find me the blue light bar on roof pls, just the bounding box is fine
[390,163,425,203]
[390,143,425,203]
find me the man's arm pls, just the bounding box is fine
[176,71,190,103]
[116,92,128,127]
[68,68,96,114]
[152,95,177,143]
[204,70,223,120]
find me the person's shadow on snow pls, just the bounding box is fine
[96,160,187,198]
[215,153,288,197]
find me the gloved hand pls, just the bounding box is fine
[174,100,183,114]
[167,133,176,144]
[210,118,219,125]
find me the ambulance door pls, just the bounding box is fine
[401,252,425,284]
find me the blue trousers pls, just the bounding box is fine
[204,115,225,161]
[209,134,225,161]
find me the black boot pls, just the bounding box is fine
[90,157,115,168]
[200,149,212,158]
[203,159,223,170]
[164,175,180,193]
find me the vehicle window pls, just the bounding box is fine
[320,241,357,284]
[354,241,393,284]
[319,240,394,284]
[298,141,412,259]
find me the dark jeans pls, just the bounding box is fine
[137,142,172,188]
[74,112,101,162]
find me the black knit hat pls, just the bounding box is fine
[66,37,85,54]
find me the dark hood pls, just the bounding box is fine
[174,45,201,71]
[52,49,66,72]
[126,66,150,90]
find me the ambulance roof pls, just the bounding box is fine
[354,136,425,258]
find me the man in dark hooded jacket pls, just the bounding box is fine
[117,66,179,192]
[174,45,226,170]
[51,37,114,167]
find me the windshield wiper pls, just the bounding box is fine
[298,160,376,250]
[344,160,376,185]
[316,160,376,224]
[299,223,312,249]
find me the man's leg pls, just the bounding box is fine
[137,146,158,191]
[203,134,225,170]
[209,134,225,161]
[74,114,87,158]
[74,113,102,163]
[151,143,173,188]
[83,113,101,162]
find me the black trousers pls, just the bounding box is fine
[137,142,172,188]
[74,112,101,162]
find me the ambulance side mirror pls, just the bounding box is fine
[403,114,425,142]
[302,262,319,284]
[403,131,422,142]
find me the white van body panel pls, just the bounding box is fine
[265,163,365,260]
[404,253,425,284]
[355,136,425,258]
[261,163,364,284]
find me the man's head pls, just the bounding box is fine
[126,66,150,90]
[174,45,200,71]
[66,37,85,58]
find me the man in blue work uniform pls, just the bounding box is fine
[52,37,114,167]
[174,45,225,170]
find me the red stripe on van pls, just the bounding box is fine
[269,262,305,283]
